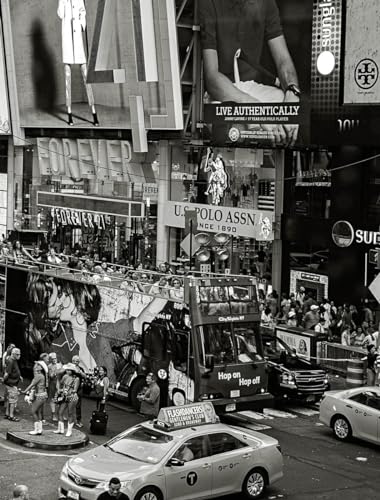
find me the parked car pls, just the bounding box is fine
[319,387,380,443]
[262,335,329,403]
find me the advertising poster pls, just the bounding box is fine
[4,0,182,132]
[311,0,380,144]
[276,329,311,360]
[199,0,312,148]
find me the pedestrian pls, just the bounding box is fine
[22,361,48,435]
[3,347,23,422]
[96,477,129,499]
[47,352,62,421]
[1,342,15,373]
[137,372,160,418]
[286,310,298,328]
[375,351,380,386]
[53,363,80,437]
[361,298,374,324]
[11,485,29,500]
[341,326,351,346]
[72,354,85,428]
[94,366,110,412]
[303,304,320,330]
[365,345,377,386]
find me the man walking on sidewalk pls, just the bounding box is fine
[3,347,23,422]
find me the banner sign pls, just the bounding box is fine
[4,0,182,134]
[200,0,312,147]
[164,201,274,240]
[51,208,111,230]
[156,403,217,431]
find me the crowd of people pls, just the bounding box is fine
[1,346,110,436]
[260,289,378,348]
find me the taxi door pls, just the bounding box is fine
[347,393,380,443]
[208,432,250,497]
[165,436,212,500]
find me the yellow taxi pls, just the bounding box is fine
[59,402,283,500]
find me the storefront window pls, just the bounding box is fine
[285,150,332,219]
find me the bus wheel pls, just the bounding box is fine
[172,390,186,406]
[129,377,147,411]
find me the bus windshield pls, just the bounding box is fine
[197,323,263,366]
[197,284,258,316]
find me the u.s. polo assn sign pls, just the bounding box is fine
[165,201,274,240]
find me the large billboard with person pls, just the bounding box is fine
[200,0,312,148]
[2,0,182,136]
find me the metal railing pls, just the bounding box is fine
[319,342,367,376]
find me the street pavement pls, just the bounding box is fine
[1,375,380,500]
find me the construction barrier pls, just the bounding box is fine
[319,343,366,376]
[346,358,365,387]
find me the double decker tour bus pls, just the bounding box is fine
[2,261,271,413]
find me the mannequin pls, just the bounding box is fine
[57,0,99,126]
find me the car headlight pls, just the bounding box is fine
[95,480,133,490]
[281,373,295,385]
[61,461,69,475]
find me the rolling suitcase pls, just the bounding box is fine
[90,410,108,435]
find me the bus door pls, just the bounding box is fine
[142,321,171,406]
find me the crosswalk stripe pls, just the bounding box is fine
[263,408,298,418]
[237,410,274,420]
[288,407,320,416]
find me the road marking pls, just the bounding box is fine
[248,423,272,431]
[237,410,274,420]
[263,408,298,418]
[289,407,320,416]
[0,439,72,458]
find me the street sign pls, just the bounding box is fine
[368,248,380,265]
[180,233,200,257]
[369,272,380,303]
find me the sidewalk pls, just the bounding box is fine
[0,385,145,450]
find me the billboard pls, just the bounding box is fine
[311,0,380,144]
[199,0,312,148]
[3,0,182,138]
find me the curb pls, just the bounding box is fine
[6,429,89,451]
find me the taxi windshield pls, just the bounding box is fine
[106,426,174,464]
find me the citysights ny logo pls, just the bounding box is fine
[332,221,380,247]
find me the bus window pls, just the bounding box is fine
[229,286,258,315]
[198,324,235,365]
[172,330,189,372]
[234,326,263,363]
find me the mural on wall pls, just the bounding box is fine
[5,268,189,394]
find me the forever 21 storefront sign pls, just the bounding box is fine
[165,201,274,241]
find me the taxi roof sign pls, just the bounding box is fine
[155,403,219,431]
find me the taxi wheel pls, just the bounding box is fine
[243,468,267,499]
[332,415,352,441]
[135,486,163,500]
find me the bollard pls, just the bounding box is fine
[346,358,364,388]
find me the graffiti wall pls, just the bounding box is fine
[5,267,185,389]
